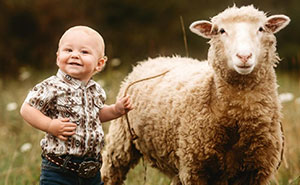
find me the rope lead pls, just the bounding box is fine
[123,70,170,140]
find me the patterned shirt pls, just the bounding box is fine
[25,70,106,158]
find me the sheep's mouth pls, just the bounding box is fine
[237,65,251,69]
[234,64,254,75]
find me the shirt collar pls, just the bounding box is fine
[56,69,96,89]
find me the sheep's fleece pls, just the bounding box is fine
[101,5,290,185]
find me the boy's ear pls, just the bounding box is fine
[95,56,107,72]
[56,51,60,67]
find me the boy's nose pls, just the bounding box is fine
[71,51,79,58]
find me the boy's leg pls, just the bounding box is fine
[40,157,104,185]
[40,157,77,185]
[81,172,104,185]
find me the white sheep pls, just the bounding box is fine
[101,5,290,185]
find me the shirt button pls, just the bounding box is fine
[75,140,81,147]
[65,112,70,117]
[66,75,72,81]
[39,100,44,107]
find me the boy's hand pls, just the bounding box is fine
[114,95,133,115]
[47,118,77,141]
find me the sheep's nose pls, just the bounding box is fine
[236,53,252,63]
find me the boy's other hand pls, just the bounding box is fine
[115,95,133,115]
[47,118,77,141]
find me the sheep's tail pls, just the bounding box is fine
[123,70,170,140]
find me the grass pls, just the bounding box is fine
[0,65,299,185]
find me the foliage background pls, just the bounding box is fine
[0,0,299,78]
[0,0,299,184]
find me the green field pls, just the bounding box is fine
[0,66,299,185]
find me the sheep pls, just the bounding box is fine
[101,5,290,185]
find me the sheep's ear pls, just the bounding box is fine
[265,15,290,33]
[190,20,213,39]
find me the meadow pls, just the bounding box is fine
[0,62,299,185]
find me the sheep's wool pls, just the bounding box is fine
[101,5,288,185]
[212,5,267,25]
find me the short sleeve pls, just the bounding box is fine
[99,87,106,104]
[24,81,54,112]
[92,84,106,110]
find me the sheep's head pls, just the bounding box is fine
[190,5,290,82]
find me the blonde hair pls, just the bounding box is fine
[58,25,105,57]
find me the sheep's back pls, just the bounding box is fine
[115,56,213,173]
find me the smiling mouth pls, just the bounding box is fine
[68,62,82,66]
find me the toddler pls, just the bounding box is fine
[20,25,132,185]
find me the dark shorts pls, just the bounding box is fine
[40,156,104,185]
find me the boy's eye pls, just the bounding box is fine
[81,50,89,54]
[65,48,72,52]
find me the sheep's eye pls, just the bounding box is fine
[219,28,226,34]
[258,27,264,32]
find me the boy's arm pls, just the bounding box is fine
[99,95,133,122]
[20,102,77,141]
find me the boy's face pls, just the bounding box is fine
[56,29,105,83]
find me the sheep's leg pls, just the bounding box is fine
[227,170,267,185]
[101,118,142,185]
[178,164,208,185]
[170,175,182,185]
[179,173,208,185]
[234,122,280,185]
[242,157,276,185]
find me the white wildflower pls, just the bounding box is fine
[19,67,31,81]
[278,93,294,103]
[6,102,18,111]
[110,58,121,67]
[20,143,32,153]
[19,69,31,81]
